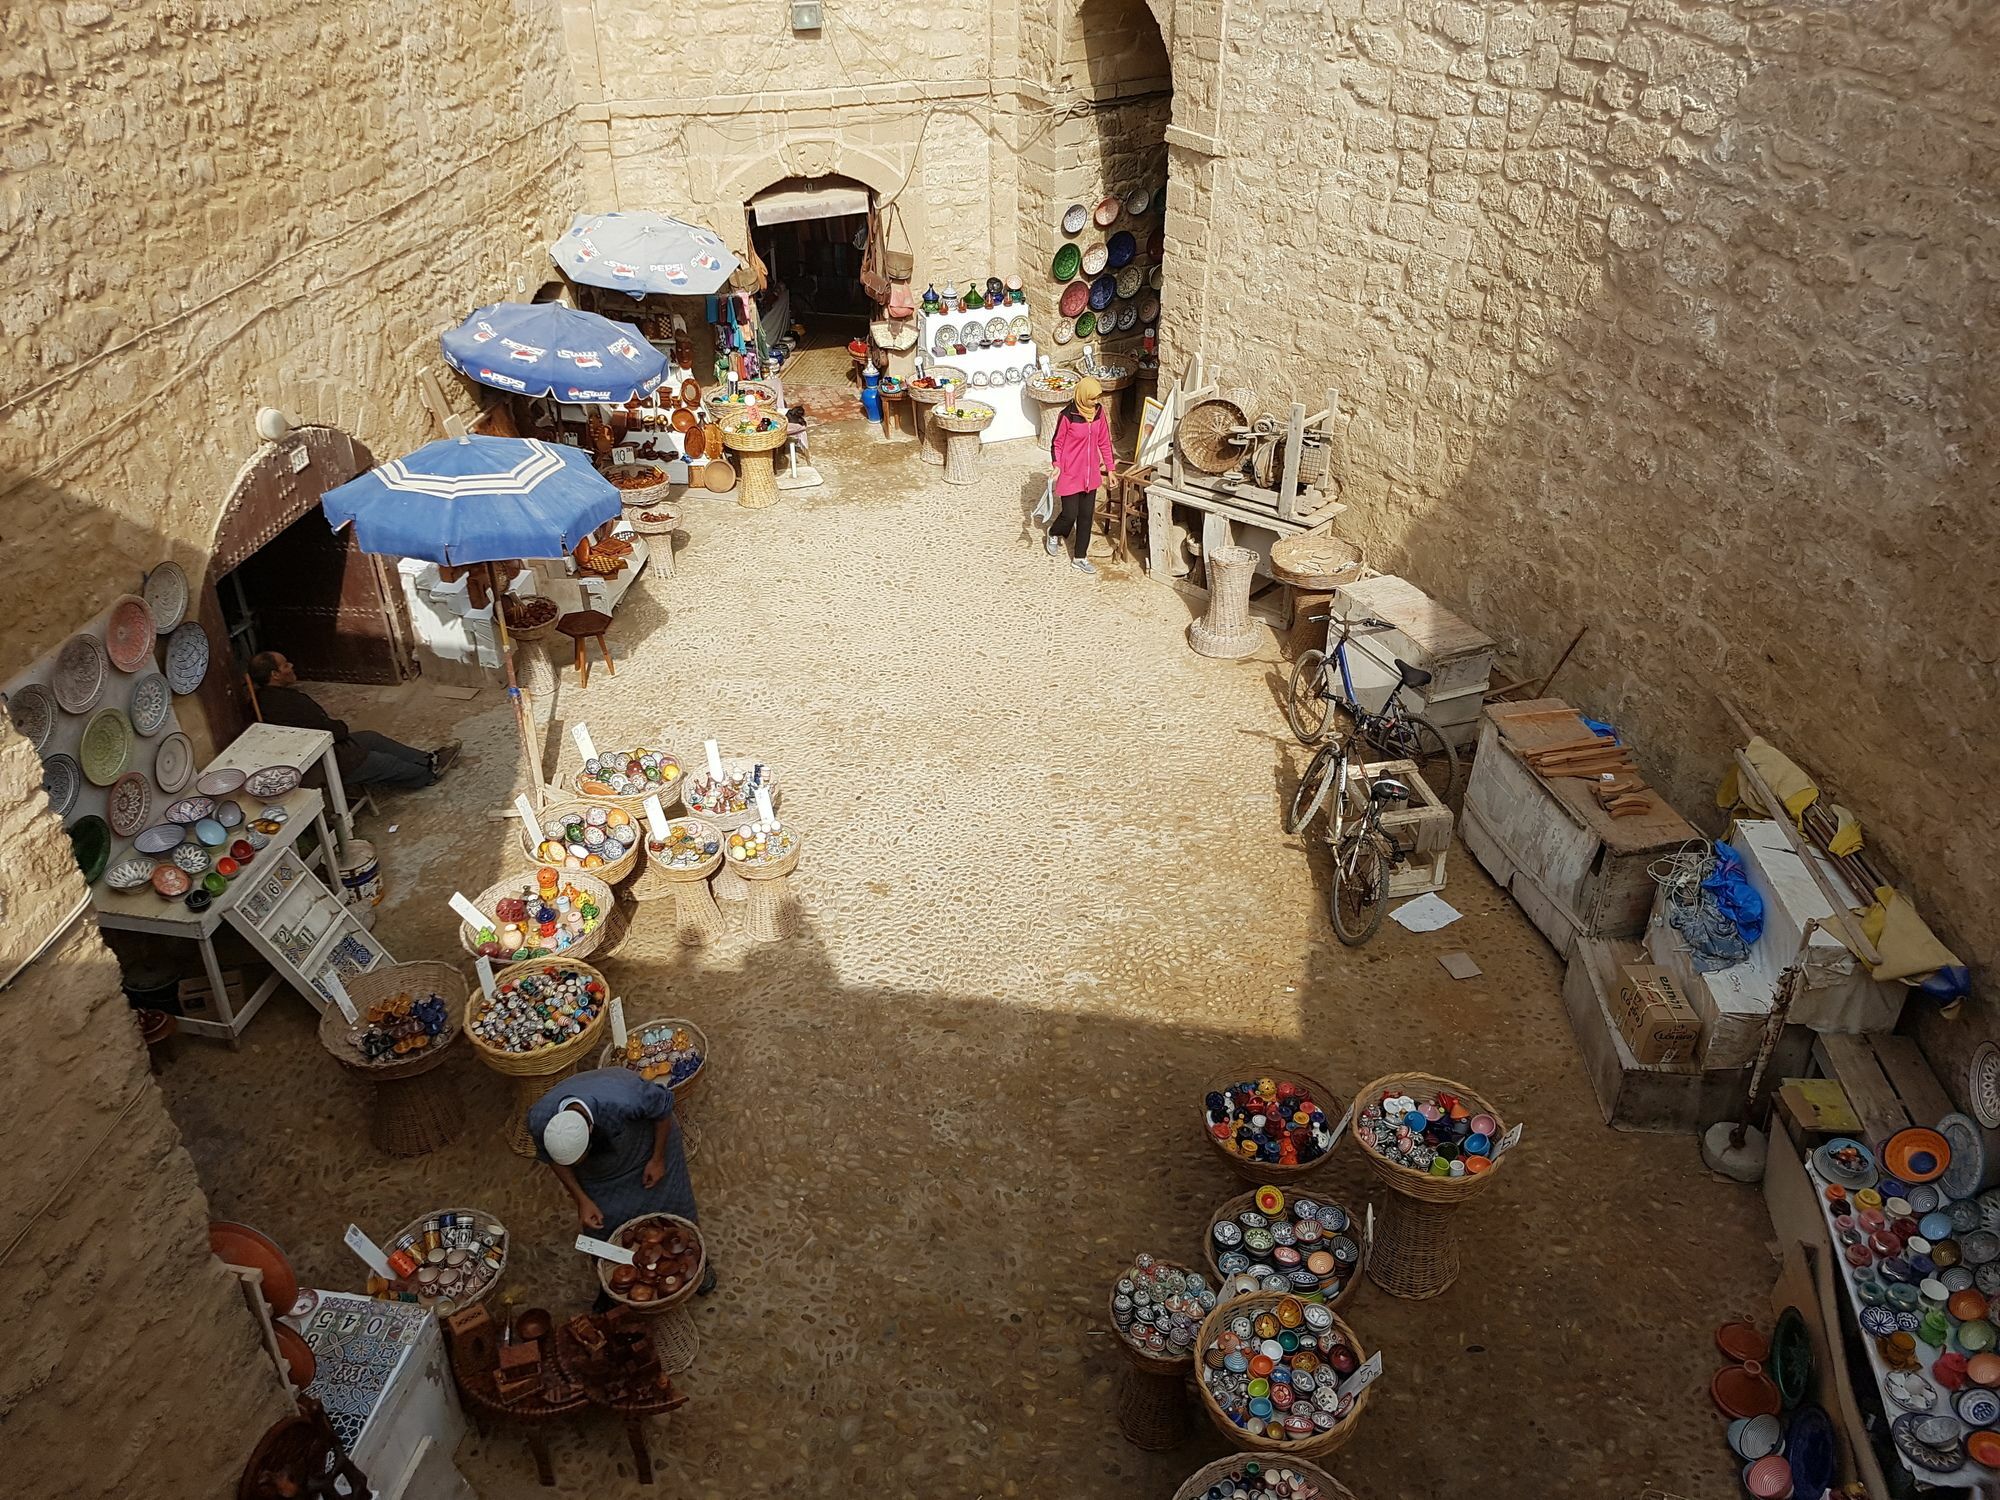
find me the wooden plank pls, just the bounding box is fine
[1145,481,1344,538]
[1871,1034,1955,1128]
[1337,574,1495,659]
[1815,1033,1911,1148]
[1277,401,1304,522]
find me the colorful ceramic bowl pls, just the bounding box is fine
[1885,1127,1953,1185]
[1062,203,1088,236]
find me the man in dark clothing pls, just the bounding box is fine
[248,651,460,793]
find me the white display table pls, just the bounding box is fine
[917,305,1038,443]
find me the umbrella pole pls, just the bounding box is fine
[488,561,546,807]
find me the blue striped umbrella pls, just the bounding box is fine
[441,302,667,403]
[551,211,741,298]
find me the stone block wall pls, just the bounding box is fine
[1163,0,2000,988]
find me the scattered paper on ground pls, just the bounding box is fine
[1438,950,1482,979]
[1391,893,1462,932]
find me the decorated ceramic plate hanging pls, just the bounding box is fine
[67,816,110,884]
[1052,319,1075,345]
[53,633,109,713]
[1139,292,1162,322]
[143,562,189,634]
[106,594,157,673]
[1075,311,1097,339]
[1059,281,1090,318]
[154,731,194,794]
[1009,315,1030,338]
[6,682,55,751]
[1088,274,1117,312]
[1051,243,1081,282]
[164,621,210,695]
[1115,264,1144,299]
[1093,194,1122,227]
[80,706,133,786]
[42,754,82,817]
[128,672,171,737]
[1127,186,1153,216]
[1107,231,1137,270]
[108,772,152,838]
[1115,301,1140,332]
[1081,243,1110,277]
[1150,264,1164,289]
[1062,203,1089,236]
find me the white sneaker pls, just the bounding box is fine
[1072,558,1097,577]
[1045,533,1062,557]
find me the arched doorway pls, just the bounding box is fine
[727,173,878,416]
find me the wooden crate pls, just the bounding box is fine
[1339,758,1450,896]
[1387,849,1446,898]
[1331,574,1496,700]
[1808,1032,1954,1153]
[178,969,249,1019]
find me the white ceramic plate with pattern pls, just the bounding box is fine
[164,621,210,695]
[154,731,194,794]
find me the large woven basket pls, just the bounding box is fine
[606,462,673,509]
[500,595,560,644]
[457,872,616,964]
[383,1206,510,1313]
[596,1213,706,1312]
[515,798,643,884]
[1172,1455,1358,1500]
[682,758,779,833]
[465,957,610,1077]
[1192,1293,1373,1457]
[1107,1259,1207,1374]
[596,1015,709,1108]
[907,369,966,406]
[644,818,725,882]
[1203,1189,1368,1310]
[569,754,687,819]
[720,421,788,454]
[1178,396,1251,474]
[1202,1068,1346,1183]
[626,506,680,537]
[1347,1071,1513,1204]
[932,403,995,434]
[725,833,802,882]
[317,960,465,1081]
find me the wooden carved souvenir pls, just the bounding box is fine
[238,1399,371,1500]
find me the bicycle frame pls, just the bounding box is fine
[1323,616,1410,729]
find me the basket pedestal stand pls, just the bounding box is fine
[908,375,963,466]
[657,855,727,943]
[517,640,557,727]
[1028,384,1072,443]
[502,1064,582,1157]
[1368,1192,1461,1299]
[734,840,803,942]
[722,424,787,510]
[1116,1365,1192,1450]
[317,963,469,1158]
[940,419,993,486]
[648,1302,700,1375]
[711,863,749,902]
[1187,545,1263,659]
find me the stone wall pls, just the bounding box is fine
[1161,0,2000,989]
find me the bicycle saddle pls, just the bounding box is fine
[1394,658,1433,690]
[1369,777,1413,803]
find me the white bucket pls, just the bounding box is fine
[339,839,385,910]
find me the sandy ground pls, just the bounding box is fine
[158,419,1771,1498]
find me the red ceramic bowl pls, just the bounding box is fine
[230,839,253,861]
[215,856,240,879]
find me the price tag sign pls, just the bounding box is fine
[1337,1350,1384,1400]
[572,723,599,765]
[1365,1202,1375,1252]
[1495,1122,1524,1157]
[448,891,489,931]
[1327,1100,1356,1154]
[575,1234,635,1265]
[514,793,541,832]
[643,794,670,841]
[611,445,635,467]
[704,739,724,782]
[754,785,777,831]
[344,1224,395,1280]
[475,956,498,1001]
[609,995,628,1050]
[325,971,359,1026]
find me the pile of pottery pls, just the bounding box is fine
[532,805,641,871]
[684,761,775,823]
[648,819,720,870]
[577,748,683,800]
[350,987,452,1063]
[1356,1087,1502,1180]
[599,1214,704,1308]
[1204,1076,1337,1171]
[616,1020,704,1090]
[113,797,289,908]
[1112,1254,1218,1361]
[1209,1186,1362,1302]
[724,824,796,865]
[469,965,605,1055]
[1174,1457,1352,1500]
[374,1209,508,1313]
[1195,1293,1367,1447]
[469,875,605,961]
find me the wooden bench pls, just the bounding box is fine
[1809,1032,1954,1150]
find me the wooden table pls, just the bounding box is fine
[448,1325,588,1488]
[207,721,357,853]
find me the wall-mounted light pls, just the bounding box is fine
[791,1,822,31]
[255,407,291,442]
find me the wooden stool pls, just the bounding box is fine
[1187,546,1263,659]
[556,611,615,688]
[1115,1364,1191,1450]
[1099,466,1153,564]
[733,836,803,942]
[882,388,915,442]
[317,962,468,1158]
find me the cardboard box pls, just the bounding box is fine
[1617,963,1703,1065]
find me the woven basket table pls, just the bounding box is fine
[907,369,966,466]
[720,419,788,510]
[500,595,561,644]
[934,403,995,487]
[1108,1259,1204,1450]
[1348,1071,1513,1300]
[1202,1067,1346,1183]
[515,799,643,885]
[1204,1188,1368,1309]
[316,961,467,1158]
[592,1211,707,1376]
[642,821,728,942]
[568,755,687,821]
[731,834,803,942]
[1026,376,1078,443]
[1189,545,1264,659]
[1172,1455,1359,1500]
[1192,1292,1374,1458]
[457,871,616,964]
[468,957,612,1156]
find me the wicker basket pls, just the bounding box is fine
[606,462,673,509]
[596,1016,709,1107]
[382,1206,509,1313]
[1192,1293,1373,1457]
[932,403,995,434]
[1347,1072,1512,1204]
[1203,1068,1346,1183]
[1172,1455,1359,1500]
[907,369,967,406]
[724,831,802,881]
[570,755,687,819]
[500,595,561,644]
[514,798,644,884]
[704,380,777,410]
[1108,1259,1209,1373]
[681,758,779,833]
[627,507,680,537]
[720,420,788,454]
[1203,1189,1369,1309]
[317,961,465,1079]
[457,874,617,964]
[1178,396,1251,474]
[465,957,610,1075]
[1026,375,1079,405]
[595,1213,706,1311]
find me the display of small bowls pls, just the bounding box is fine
[1052,243,1081,281]
[107,772,152,838]
[1081,242,1110,276]
[1062,203,1089,236]
[1093,193,1122,227]
[164,620,210,695]
[104,856,154,892]
[197,767,247,796]
[1885,1127,1953,1185]
[171,842,213,875]
[53,632,109,713]
[143,561,189,633]
[105,593,157,673]
[41,754,82,817]
[151,863,192,899]
[154,731,194,794]
[193,816,227,846]
[244,765,301,798]
[6,682,56,751]
[79,706,133,785]
[66,815,110,883]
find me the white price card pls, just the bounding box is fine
[704,739,724,781]
[475,956,498,1001]
[643,794,670,841]
[754,785,777,831]
[572,723,599,765]
[1365,1202,1375,1252]
[344,1224,395,1280]
[1327,1100,1356,1154]
[611,445,635,467]
[1337,1350,1384,1400]
[609,996,628,1050]
[1495,1122,1524,1157]
[515,793,541,831]
[325,971,359,1026]
[575,1234,636,1265]
[448,891,489,930]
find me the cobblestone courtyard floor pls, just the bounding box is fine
[162,419,1772,1498]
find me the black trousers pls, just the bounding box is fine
[1048,489,1097,558]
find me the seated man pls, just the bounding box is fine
[248,651,459,793]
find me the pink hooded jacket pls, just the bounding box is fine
[1051,406,1115,494]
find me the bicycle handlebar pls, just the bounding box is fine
[1308,613,1395,632]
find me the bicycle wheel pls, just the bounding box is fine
[1370,712,1461,806]
[1329,830,1391,946]
[1285,741,1342,835]
[1284,650,1333,744]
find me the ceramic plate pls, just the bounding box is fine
[1894,1412,1965,1472]
[1061,203,1088,236]
[107,772,151,837]
[134,822,186,855]
[154,731,194,794]
[105,593,157,672]
[1941,1114,1987,1201]
[42,753,81,816]
[1150,263,1164,289]
[1963,1231,2000,1266]
[1052,319,1074,345]
[197,766,247,796]
[1116,263,1144,299]
[1051,243,1081,282]
[6,682,56,751]
[53,632,108,713]
[1075,311,1097,339]
[1972,1044,2000,1130]
[67,815,110,884]
[192,816,227,846]
[164,620,210,695]
[1089,273,1117,312]
[1107,230,1137,270]
[171,842,212,875]
[1127,186,1152,216]
[105,855,154,892]
[1093,193,1122,227]
[80,706,133,785]
[1140,292,1161,321]
[151,863,192,898]
[128,672,171,737]
[1058,280,1090,318]
[216,799,244,829]
[164,795,215,824]
[1010,315,1030,338]
[1115,301,1139,331]
[1081,243,1110,276]
[245,765,301,798]
[143,561,189,633]
[1814,1137,1875,1189]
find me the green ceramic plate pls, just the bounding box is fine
[1051,243,1081,282]
[80,705,133,786]
[67,815,110,884]
[1075,310,1097,339]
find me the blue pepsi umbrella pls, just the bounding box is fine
[320,437,620,566]
[441,303,667,403]
[551,211,740,298]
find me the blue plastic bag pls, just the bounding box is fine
[1703,841,1765,946]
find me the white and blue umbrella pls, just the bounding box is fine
[441,302,667,403]
[551,211,741,298]
[321,437,621,566]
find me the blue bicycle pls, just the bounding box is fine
[1283,612,1461,828]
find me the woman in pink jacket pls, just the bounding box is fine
[1045,377,1117,576]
